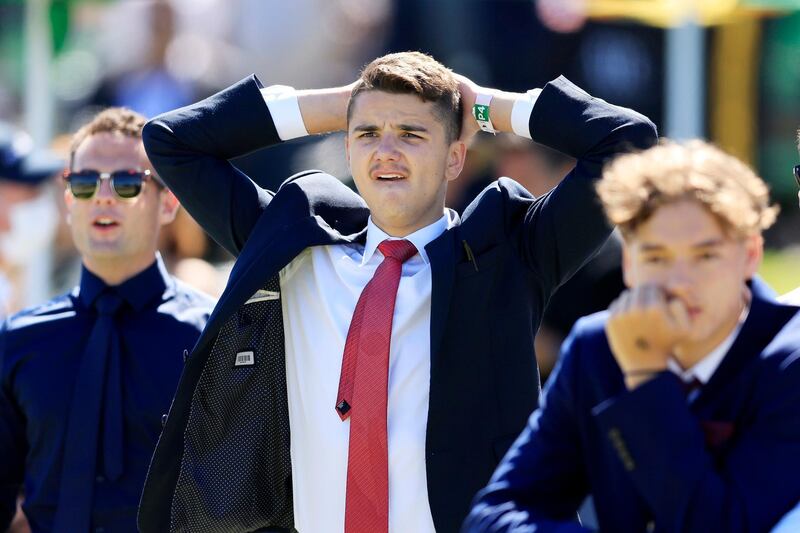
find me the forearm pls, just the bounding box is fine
[296,85,353,135]
[594,373,800,532]
[466,491,591,533]
[144,76,276,255]
[528,77,656,161]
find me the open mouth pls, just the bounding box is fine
[92,216,120,229]
[371,168,409,182]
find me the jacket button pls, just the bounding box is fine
[183,349,189,363]
[96,475,105,483]
[161,413,168,428]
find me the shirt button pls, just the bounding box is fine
[96,475,105,483]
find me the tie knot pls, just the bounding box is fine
[377,239,417,263]
[95,292,123,316]
[682,375,703,397]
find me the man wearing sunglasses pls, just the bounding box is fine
[0,107,214,532]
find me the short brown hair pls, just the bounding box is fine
[597,139,778,238]
[347,51,461,142]
[69,107,146,168]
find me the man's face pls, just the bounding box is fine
[346,91,466,236]
[65,132,177,268]
[623,199,761,351]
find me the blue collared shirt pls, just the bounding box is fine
[0,255,214,533]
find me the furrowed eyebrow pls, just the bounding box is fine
[397,124,429,133]
[351,124,430,133]
[353,125,379,133]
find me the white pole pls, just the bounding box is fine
[22,0,55,304]
[664,19,705,140]
[23,0,54,149]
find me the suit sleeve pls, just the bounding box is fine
[593,356,800,533]
[142,75,284,256]
[0,323,25,530]
[513,77,657,295]
[463,324,594,533]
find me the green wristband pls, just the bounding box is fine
[472,93,496,134]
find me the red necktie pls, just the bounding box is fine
[336,239,418,533]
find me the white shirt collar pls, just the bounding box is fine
[361,211,453,266]
[667,302,750,385]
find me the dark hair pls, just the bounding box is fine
[347,51,461,143]
[69,107,147,168]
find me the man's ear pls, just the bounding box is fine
[445,140,467,182]
[743,233,763,279]
[63,188,74,225]
[158,188,180,226]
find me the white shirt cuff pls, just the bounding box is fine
[510,88,542,140]
[260,85,309,141]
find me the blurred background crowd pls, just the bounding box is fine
[1,0,799,382]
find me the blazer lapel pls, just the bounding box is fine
[427,226,457,373]
[694,281,796,410]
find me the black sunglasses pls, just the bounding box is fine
[63,169,161,199]
[794,164,800,188]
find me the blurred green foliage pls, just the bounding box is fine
[760,248,800,294]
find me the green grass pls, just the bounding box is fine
[759,249,800,295]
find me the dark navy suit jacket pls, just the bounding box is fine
[137,74,657,532]
[465,279,800,533]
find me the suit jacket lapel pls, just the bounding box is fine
[427,227,457,373]
[194,209,368,356]
[188,172,368,354]
[694,280,795,410]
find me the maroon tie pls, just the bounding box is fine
[336,239,418,533]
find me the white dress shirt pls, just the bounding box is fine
[666,303,749,400]
[265,87,539,532]
[281,214,450,533]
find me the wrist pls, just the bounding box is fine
[472,93,497,134]
[261,85,309,141]
[622,366,668,390]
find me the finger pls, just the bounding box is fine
[616,290,633,314]
[627,286,645,310]
[666,298,691,335]
[635,284,656,310]
[641,284,666,311]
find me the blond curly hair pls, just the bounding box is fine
[597,139,778,238]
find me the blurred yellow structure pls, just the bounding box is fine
[587,0,798,168]
[587,0,787,27]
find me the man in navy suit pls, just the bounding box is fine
[465,140,800,533]
[137,52,656,532]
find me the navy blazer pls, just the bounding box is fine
[137,74,657,532]
[465,279,800,533]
